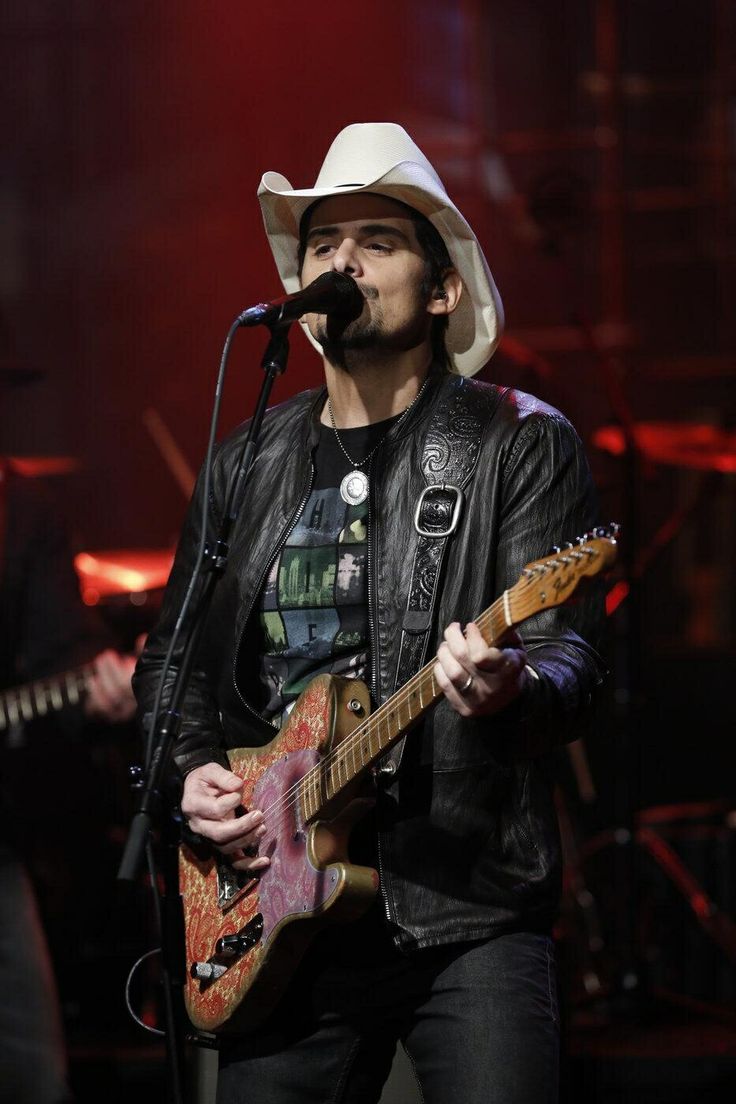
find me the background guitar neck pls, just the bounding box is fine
[0,666,91,732]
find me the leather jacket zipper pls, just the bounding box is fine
[367,453,398,927]
[366,466,379,705]
[232,461,315,726]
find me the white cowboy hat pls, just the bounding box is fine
[257,122,503,377]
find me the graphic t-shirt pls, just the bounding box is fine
[257,415,399,725]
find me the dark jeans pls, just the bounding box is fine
[217,918,559,1104]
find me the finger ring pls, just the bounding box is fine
[459,675,474,694]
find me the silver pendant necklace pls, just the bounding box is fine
[328,378,430,506]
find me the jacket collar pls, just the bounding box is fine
[303,362,453,453]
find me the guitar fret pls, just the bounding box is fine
[66,673,81,706]
[378,715,387,750]
[335,749,346,791]
[19,687,34,722]
[6,696,19,726]
[35,685,49,715]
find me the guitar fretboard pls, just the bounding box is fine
[297,538,607,823]
[0,667,91,731]
[298,589,515,822]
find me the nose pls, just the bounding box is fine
[332,237,363,277]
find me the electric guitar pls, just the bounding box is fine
[180,528,619,1034]
[0,665,91,733]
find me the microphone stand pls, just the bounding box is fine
[117,319,292,1104]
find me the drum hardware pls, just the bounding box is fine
[567,800,736,1013]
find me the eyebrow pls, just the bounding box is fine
[305,223,412,246]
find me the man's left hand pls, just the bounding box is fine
[434,622,529,718]
[84,649,138,724]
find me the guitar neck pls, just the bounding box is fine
[0,666,91,732]
[299,531,616,822]
[300,591,512,820]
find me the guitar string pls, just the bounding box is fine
[250,549,603,833]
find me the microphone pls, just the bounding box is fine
[237,272,364,329]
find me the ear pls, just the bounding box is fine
[426,269,463,317]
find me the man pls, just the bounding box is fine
[0,451,138,1104]
[134,123,605,1103]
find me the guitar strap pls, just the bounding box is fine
[382,377,504,775]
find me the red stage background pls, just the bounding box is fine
[1,3,735,1102]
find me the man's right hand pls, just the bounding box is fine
[181,762,270,874]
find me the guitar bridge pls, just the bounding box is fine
[216,856,255,910]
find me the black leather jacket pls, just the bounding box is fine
[134,369,606,949]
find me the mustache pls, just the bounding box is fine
[354,283,379,301]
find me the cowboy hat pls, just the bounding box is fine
[257,122,503,377]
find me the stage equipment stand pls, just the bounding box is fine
[117,319,292,1104]
[578,319,650,1012]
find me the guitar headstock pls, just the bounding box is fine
[511,525,620,615]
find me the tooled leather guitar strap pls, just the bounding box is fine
[382,377,503,775]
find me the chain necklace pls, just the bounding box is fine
[328,377,430,506]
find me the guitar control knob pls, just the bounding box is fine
[215,914,264,959]
[191,961,227,981]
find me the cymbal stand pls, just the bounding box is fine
[575,317,647,1008]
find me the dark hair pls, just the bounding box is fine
[297,196,452,368]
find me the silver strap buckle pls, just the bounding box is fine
[413,483,465,538]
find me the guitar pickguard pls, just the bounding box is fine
[250,748,342,937]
